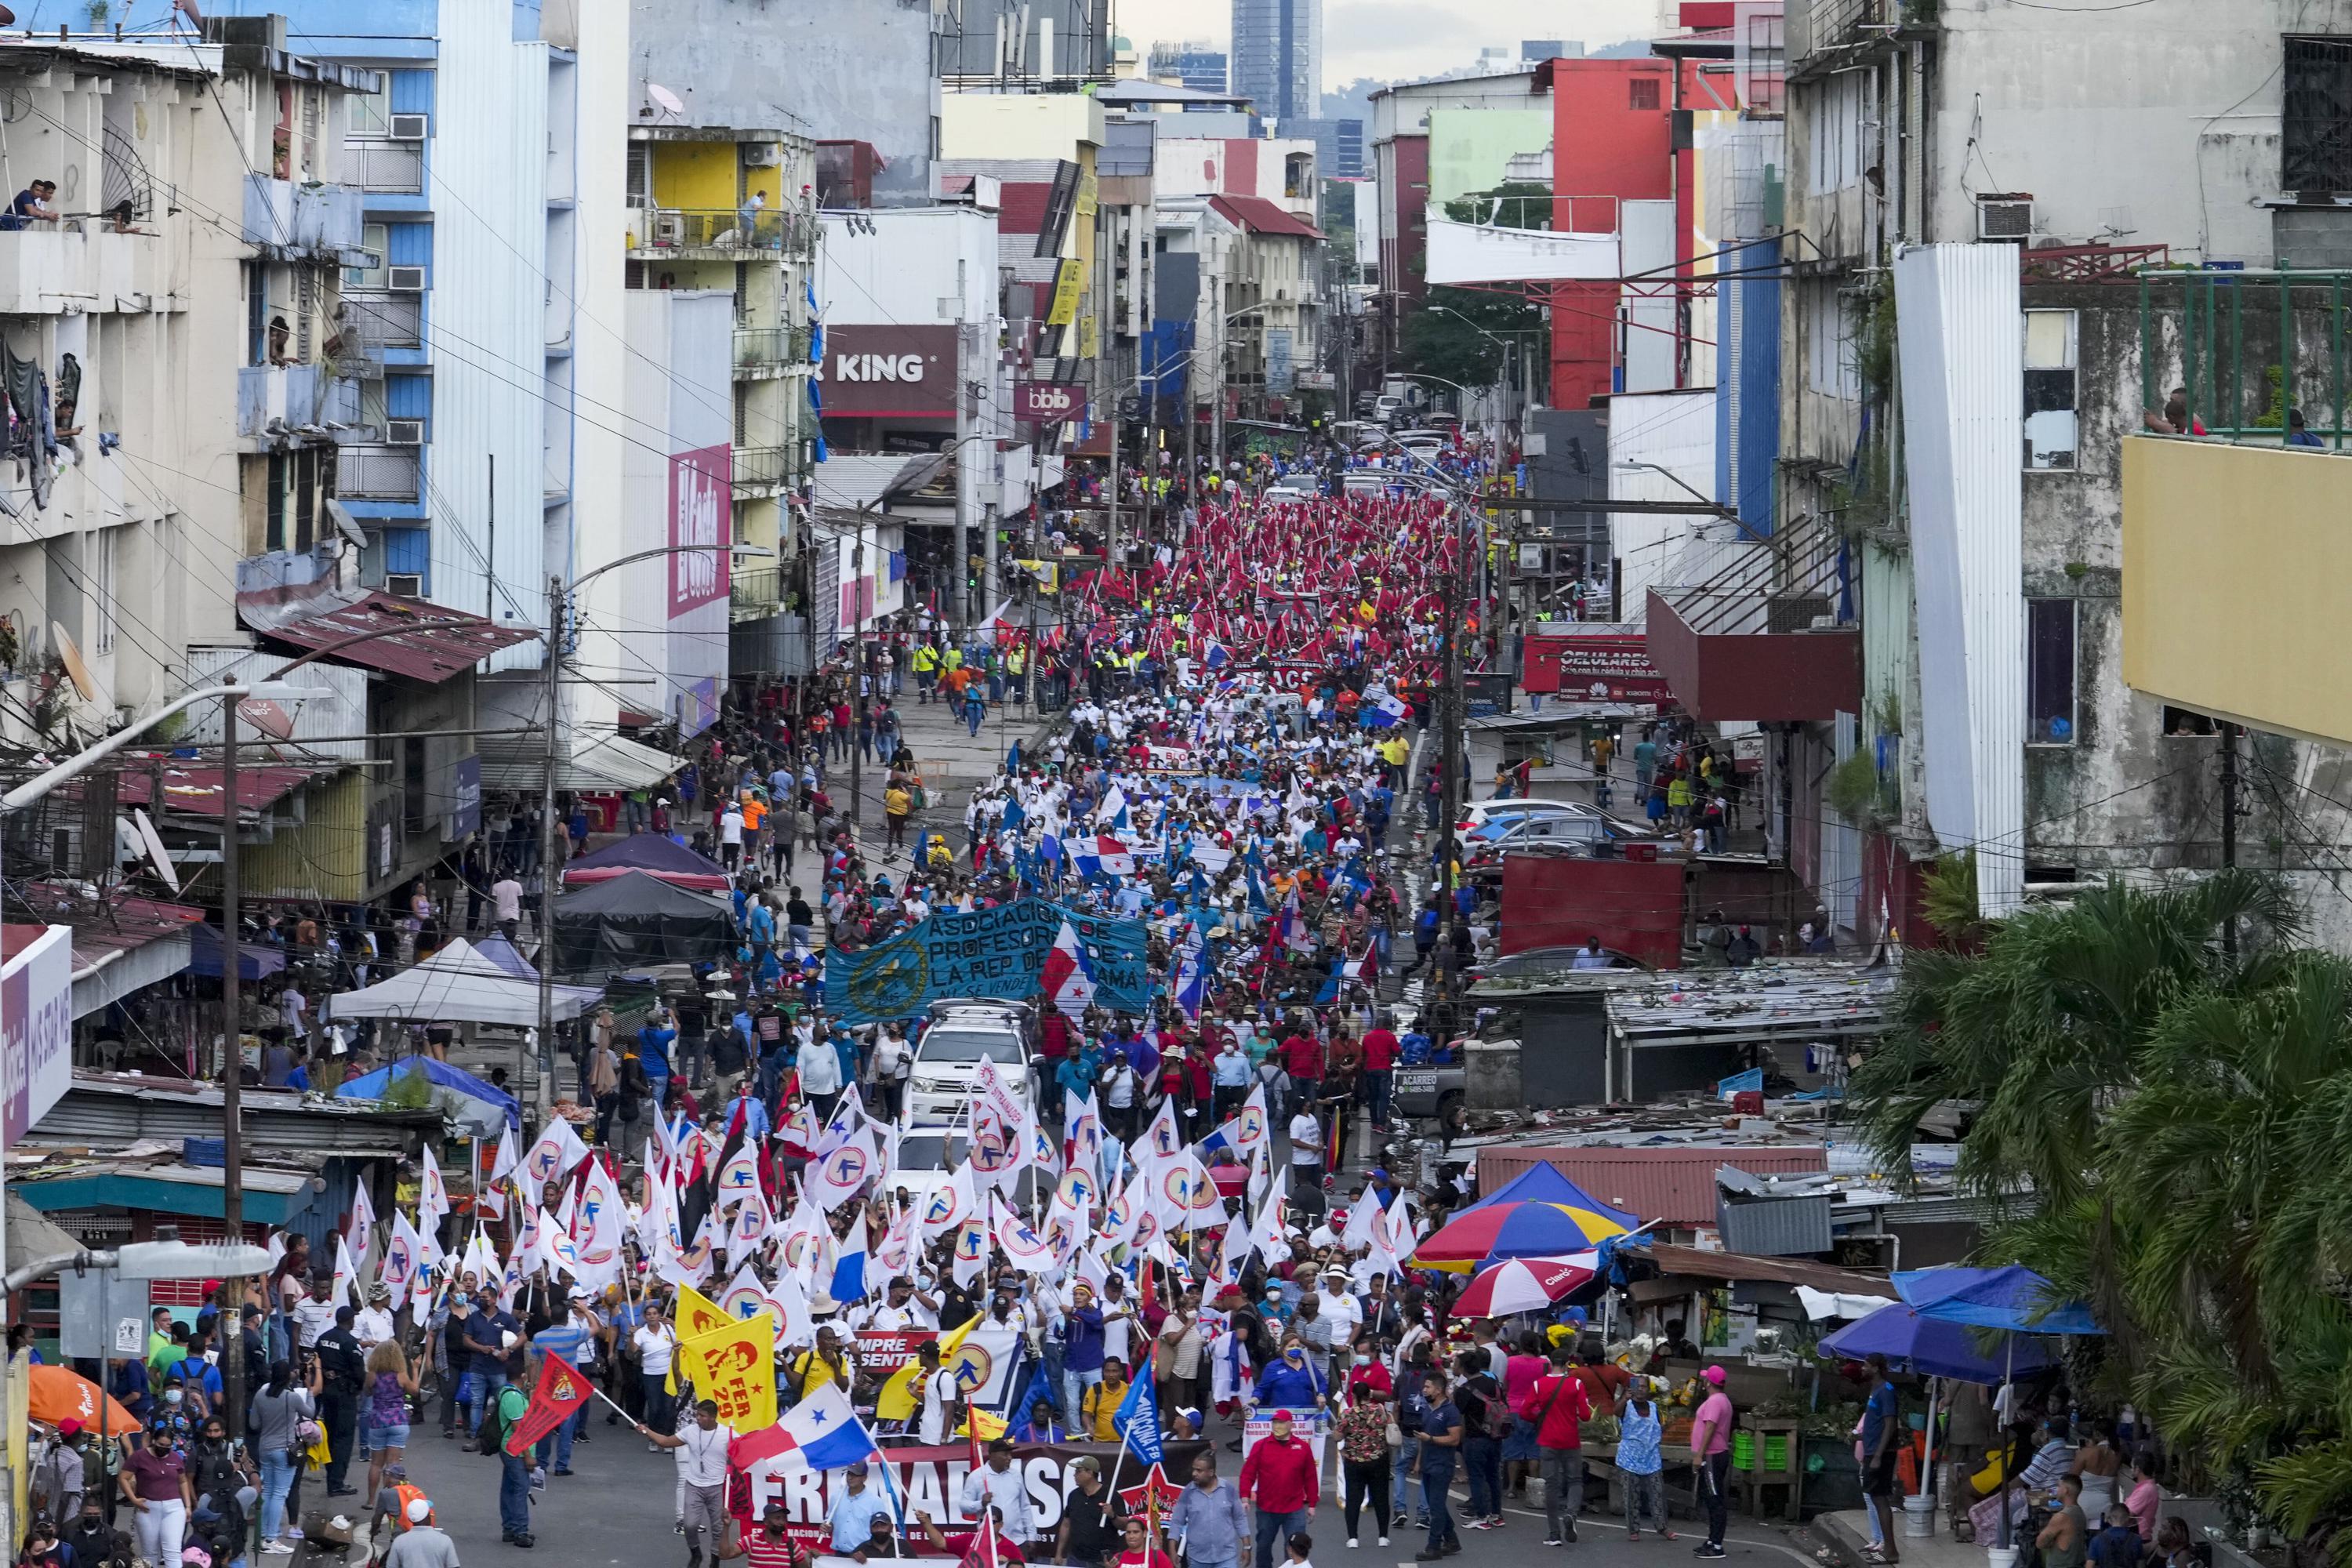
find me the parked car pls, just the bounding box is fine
[1464,808,1664,864]
[1457,797,1589,833]
[1263,479,1319,503]
[1374,394,1405,425]
[1466,944,1647,983]
[907,1000,1032,1126]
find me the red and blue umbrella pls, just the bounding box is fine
[1410,1198,1635,1272]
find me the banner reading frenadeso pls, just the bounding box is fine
[824,897,1150,1022]
[733,1437,1210,1541]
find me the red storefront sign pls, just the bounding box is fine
[1523,623,1673,701]
[1014,381,1088,423]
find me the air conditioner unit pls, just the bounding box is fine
[654,210,685,244]
[1976,194,2034,241]
[386,573,424,598]
[742,143,782,168]
[385,419,426,446]
[387,265,426,292]
[387,113,429,142]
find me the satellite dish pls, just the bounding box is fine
[133,808,180,894]
[238,696,294,740]
[646,83,685,121]
[50,624,95,702]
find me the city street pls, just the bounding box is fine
[386,1418,1836,1568]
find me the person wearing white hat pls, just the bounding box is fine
[383,1497,460,1568]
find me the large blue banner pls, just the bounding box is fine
[822,897,1152,1023]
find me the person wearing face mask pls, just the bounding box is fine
[119,1423,195,1568]
[150,1382,198,1456]
[1250,1333,1328,1413]
[187,1414,252,1546]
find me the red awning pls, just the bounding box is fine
[252,591,534,684]
[117,762,328,819]
[1208,194,1327,241]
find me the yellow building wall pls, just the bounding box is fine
[652,140,739,209]
[2122,434,2352,746]
[241,771,368,905]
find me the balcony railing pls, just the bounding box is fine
[2136,269,2352,448]
[626,205,815,256]
[243,174,366,260]
[734,326,811,372]
[344,291,422,350]
[337,445,422,503]
[732,446,791,494]
[343,141,424,195]
[238,364,363,440]
[731,564,782,616]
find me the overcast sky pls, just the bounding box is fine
[1117,0,1667,95]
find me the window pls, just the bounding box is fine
[265,452,287,551]
[1629,76,1661,111]
[2284,36,2352,194]
[91,529,117,656]
[2023,309,2078,469]
[347,84,392,140]
[245,263,267,366]
[294,448,317,552]
[2027,598,2077,744]
[345,223,387,291]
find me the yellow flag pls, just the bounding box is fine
[874,1314,985,1423]
[674,1283,731,1341]
[679,1310,780,1434]
[960,1406,1007,1441]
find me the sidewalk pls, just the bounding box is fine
[1816,1508,1983,1568]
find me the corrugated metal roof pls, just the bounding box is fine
[1479,1143,1829,1225]
[476,731,681,794]
[31,1073,438,1158]
[115,762,331,820]
[248,590,535,684]
[1210,194,1327,240]
[1639,1240,1896,1296]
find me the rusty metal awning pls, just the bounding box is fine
[250,591,534,683]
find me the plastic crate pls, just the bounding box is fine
[1733,1430,1756,1470]
[1764,1433,1789,1472]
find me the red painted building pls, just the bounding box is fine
[1541,55,1683,409]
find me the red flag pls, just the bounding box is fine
[504,1354,593,1454]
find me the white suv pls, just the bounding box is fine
[906,1000,1033,1127]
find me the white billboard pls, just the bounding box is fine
[1423,218,1619,285]
[2,924,74,1149]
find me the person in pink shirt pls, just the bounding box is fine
[1502,1331,1548,1504]
[1690,1365,1735,1557]
[2125,1446,2163,1540]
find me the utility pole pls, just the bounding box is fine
[850,519,866,825]
[217,688,245,1437]
[1106,399,1121,576]
[2221,720,2241,960]
[1435,504,1464,1018]
[536,573,563,1116]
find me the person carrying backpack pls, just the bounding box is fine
[485,1348,534,1548]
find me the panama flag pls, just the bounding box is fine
[1074,836,1137,879]
[1041,920,1099,1020]
[1203,638,1231,670]
[1277,892,1314,953]
[730,1381,881,1476]
[1363,690,1409,728]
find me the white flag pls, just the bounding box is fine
[332,1233,360,1307]
[419,1147,451,1233]
[521,1118,590,1188]
[347,1180,376,1265]
[803,1126,879,1213]
[379,1212,424,1295]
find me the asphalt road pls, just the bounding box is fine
[387,1417,1828,1568]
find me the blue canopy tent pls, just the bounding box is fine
[1886,1267,2106,1541]
[337,1055,520,1134]
[189,925,287,982]
[1465,1160,1640,1226]
[1819,1303,2057,1384]
[472,932,537,979]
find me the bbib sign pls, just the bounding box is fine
[1015,382,1087,423]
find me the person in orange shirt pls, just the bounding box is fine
[740,793,768,860]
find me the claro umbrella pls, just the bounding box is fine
[1450,1253,1602,1317]
[26,1364,140,1436]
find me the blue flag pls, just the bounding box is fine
[1114,1352,1163,1467]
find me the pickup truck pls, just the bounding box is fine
[1392,1061,1468,1121]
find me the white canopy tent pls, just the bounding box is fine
[326,938,602,1026]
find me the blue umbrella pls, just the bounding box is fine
[1893,1266,2106,1335]
[1819,1304,2057,1385]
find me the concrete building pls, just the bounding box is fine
[1367,67,1547,362]
[0,31,291,734]
[1232,0,1322,129]
[1675,0,2352,948]
[1155,136,1320,221]
[626,0,942,208]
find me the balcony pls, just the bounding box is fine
[0,221,175,316]
[2122,435,2352,747]
[237,364,363,444]
[343,141,425,196]
[626,205,815,260]
[734,326,811,379]
[337,445,423,503]
[242,175,369,263]
[344,291,422,351]
[1645,514,1861,722]
[731,445,792,498]
[731,564,782,622]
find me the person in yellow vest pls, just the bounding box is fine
[911,641,939,705]
[1006,644,1028,706]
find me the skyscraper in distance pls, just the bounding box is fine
[1231,0,1322,127]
